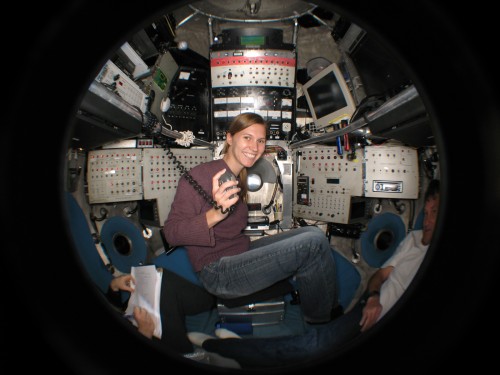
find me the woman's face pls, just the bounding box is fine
[226,123,267,170]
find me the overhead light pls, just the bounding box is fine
[244,0,262,16]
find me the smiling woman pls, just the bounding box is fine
[4,0,500,373]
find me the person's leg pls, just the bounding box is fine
[199,226,337,323]
[202,303,363,368]
[247,224,322,249]
[159,270,216,354]
[203,334,317,368]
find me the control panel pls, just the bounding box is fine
[327,222,364,239]
[142,147,212,225]
[364,145,419,199]
[296,176,310,206]
[87,147,212,225]
[293,145,364,224]
[87,149,143,203]
[210,49,296,88]
[162,67,210,141]
[210,34,296,142]
[95,60,148,113]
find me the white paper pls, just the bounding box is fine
[125,265,163,339]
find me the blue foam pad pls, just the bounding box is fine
[332,250,361,310]
[154,247,203,287]
[65,192,113,294]
[361,212,406,268]
[100,216,147,273]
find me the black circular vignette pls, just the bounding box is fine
[3,1,499,374]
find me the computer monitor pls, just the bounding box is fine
[302,62,356,130]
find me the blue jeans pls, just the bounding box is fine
[198,226,337,323]
[202,302,363,368]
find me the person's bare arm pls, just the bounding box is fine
[359,266,393,332]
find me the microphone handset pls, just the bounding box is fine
[218,170,237,200]
[142,111,235,215]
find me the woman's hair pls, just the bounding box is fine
[221,113,267,201]
[424,179,440,202]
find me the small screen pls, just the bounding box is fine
[247,203,262,211]
[308,72,348,119]
[240,35,265,46]
[139,200,158,225]
[326,178,340,184]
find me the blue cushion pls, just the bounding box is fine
[360,212,406,268]
[154,247,203,287]
[332,250,361,310]
[99,216,147,274]
[65,192,113,294]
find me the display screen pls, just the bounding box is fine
[307,72,348,119]
[240,35,265,46]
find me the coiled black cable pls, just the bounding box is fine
[140,109,234,215]
[162,143,234,215]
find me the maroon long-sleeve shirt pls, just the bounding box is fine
[163,158,250,272]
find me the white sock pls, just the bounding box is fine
[215,328,242,339]
[187,332,216,347]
